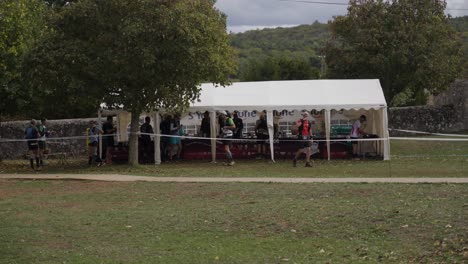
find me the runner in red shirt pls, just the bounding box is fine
[293,112,313,167]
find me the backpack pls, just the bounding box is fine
[25,127,36,139]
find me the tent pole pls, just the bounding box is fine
[266,110,275,162]
[382,107,391,161]
[210,111,217,163]
[325,109,331,161]
[154,111,161,165]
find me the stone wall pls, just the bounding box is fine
[388,105,464,135]
[0,118,95,160]
[388,79,468,135]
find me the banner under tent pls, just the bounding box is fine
[101,79,390,164]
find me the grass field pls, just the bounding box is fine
[1,180,467,263]
[1,158,467,178]
[1,139,467,177]
[0,140,468,177]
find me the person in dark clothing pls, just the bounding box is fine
[140,116,154,164]
[255,112,269,158]
[233,111,244,139]
[25,119,40,171]
[102,116,115,164]
[160,114,171,162]
[219,111,236,166]
[199,111,211,138]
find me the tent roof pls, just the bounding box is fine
[190,79,387,112]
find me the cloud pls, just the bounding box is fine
[215,0,468,33]
[215,0,348,27]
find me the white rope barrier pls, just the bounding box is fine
[2,130,468,143]
[389,128,468,138]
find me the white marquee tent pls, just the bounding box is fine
[145,79,390,163]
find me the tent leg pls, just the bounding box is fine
[210,111,217,163]
[266,110,275,162]
[325,109,331,161]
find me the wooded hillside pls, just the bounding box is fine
[229,16,468,81]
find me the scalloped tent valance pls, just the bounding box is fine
[190,79,387,112]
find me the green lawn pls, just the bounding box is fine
[0,180,466,263]
[1,139,467,177]
[3,158,468,177]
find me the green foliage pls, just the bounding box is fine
[326,0,463,106]
[0,0,48,117]
[450,16,468,79]
[240,56,320,81]
[230,22,330,80]
[23,0,235,164]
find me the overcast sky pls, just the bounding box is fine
[214,0,468,33]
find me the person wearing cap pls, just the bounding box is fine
[219,111,236,166]
[293,111,313,167]
[350,115,368,159]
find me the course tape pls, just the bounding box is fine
[390,128,468,138]
[3,131,468,143]
[1,132,386,143]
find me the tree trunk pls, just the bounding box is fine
[128,110,140,166]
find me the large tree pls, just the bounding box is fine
[0,0,47,119]
[25,0,236,165]
[325,0,462,106]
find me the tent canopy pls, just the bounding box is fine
[190,79,387,112]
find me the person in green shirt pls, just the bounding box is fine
[219,111,236,166]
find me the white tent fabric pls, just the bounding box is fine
[190,80,387,112]
[106,79,390,163]
[187,79,389,161]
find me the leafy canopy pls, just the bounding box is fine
[0,0,48,117]
[24,0,236,117]
[325,0,463,106]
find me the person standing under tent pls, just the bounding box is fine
[37,118,50,167]
[140,116,154,164]
[255,111,269,159]
[199,111,211,138]
[160,114,171,162]
[219,111,236,166]
[167,114,182,161]
[25,119,41,171]
[102,116,116,164]
[350,115,368,159]
[233,111,244,139]
[293,111,313,167]
[87,120,103,166]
